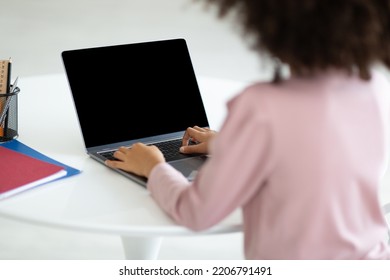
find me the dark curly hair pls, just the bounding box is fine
[195,0,390,80]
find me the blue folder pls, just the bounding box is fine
[0,139,81,177]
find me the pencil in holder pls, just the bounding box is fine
[0,86,20,142]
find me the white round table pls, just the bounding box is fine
[0,74,246,259]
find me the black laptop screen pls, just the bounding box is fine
[62,39,209,148]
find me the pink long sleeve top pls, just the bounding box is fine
[147,70,390,259]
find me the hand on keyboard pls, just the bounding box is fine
[105,143,164,178]
[180,126,216,155]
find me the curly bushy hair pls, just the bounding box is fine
[195,0,390,80]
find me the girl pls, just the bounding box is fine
[106,0,390,259]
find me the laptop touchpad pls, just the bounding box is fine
[169,157,206,181]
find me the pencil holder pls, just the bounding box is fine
[0,86,20,142]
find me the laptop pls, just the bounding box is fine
[61,38,209,186]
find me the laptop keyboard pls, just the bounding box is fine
[99,139,194,162]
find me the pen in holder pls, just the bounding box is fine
[0,86,20,142]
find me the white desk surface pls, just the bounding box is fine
[0,73,246,238]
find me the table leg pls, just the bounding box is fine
[120,236,163,260]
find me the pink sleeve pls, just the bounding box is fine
[147,91,274,231]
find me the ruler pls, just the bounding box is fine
[0,59,11,94]
[0,58,11,136]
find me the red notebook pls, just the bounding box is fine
[0,146,67,199]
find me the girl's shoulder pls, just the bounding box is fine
[227,80,289,110]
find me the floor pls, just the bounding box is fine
[0,0,390,260]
